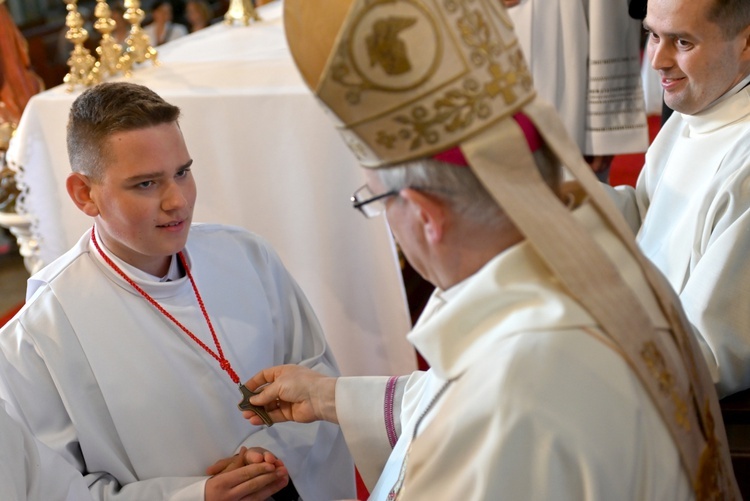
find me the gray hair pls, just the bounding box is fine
[372,146,560,228]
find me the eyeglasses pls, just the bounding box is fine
[351,185,399,218]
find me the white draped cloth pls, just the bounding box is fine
[0,224,354,500]
[0,400,92,501]
[336,205,692,500]
[508,0,649,156]
[606,76,750,397]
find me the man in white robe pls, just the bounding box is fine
[0,399,92,500]
[604,0,750,397]
[504,0,649,180]
[237,0,739,499]
[0,82,354,500]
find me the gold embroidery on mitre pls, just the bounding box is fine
[641,341,690,431]
[336,0,443,104]
[373,0,532,152]
[367,16,418,75]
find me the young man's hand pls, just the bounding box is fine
[204,447,289,501]
[206,447,286,475]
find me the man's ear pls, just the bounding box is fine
[400,188,446,244]
[66,172,100,217]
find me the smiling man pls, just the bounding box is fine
[0,82,354,501]
[605,0,750,397]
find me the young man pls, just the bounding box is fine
[606,0,750,397]
[0,82,353,500]
[239,0,739,498]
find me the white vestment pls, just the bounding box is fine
[336,205,693,500]
[606,79,750,397]
[508,0,648,155]
[0,399,92,501]
[0,224,354,500]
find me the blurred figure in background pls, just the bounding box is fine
[110,1,130,45]
[503,0,648,183]
[144,0,187,46]
[185,0,212,32]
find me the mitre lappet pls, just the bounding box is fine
[283,0,740,497]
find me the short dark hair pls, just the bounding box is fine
[151,0,173,11]
[67,82,180,180]
[707,0,750,38]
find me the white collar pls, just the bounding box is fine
[89,226,184,283]
[706,72,750,109]
[682,76,750,135]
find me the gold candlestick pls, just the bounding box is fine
[63,0,100,91]
[0,120,20,213]
[224,0,260,26]
[120,0,157,76]
[93,0,123,78]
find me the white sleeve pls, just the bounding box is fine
[0,401,92,501]
[336,372,432,491]
[678,169,750,396]
[336,376,399,490]
[601,181,647,236]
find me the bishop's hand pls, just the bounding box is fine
[241,364,339,425]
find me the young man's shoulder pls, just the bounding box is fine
[27,231,96,295]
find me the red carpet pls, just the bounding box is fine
[0,302,23,327]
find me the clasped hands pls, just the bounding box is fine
[205,446,289,501]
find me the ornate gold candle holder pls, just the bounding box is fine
[63,0,100,91]
[120,0,157,76]
[0,121,20,213]
[93,0,123,78]
[224,0,260,26]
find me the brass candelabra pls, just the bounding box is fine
[62,0,158,90]
[0,121,20,213]
[62,0,99,90]
[93,0,123,78]
[120,0,158,76]
[224,0,261,26]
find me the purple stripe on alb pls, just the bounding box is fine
[385,376,400,449]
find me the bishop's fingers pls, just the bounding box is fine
[238,384,274,426]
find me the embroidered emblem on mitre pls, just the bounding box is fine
[284,0,535,167]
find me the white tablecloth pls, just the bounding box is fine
[7,2,416,377]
